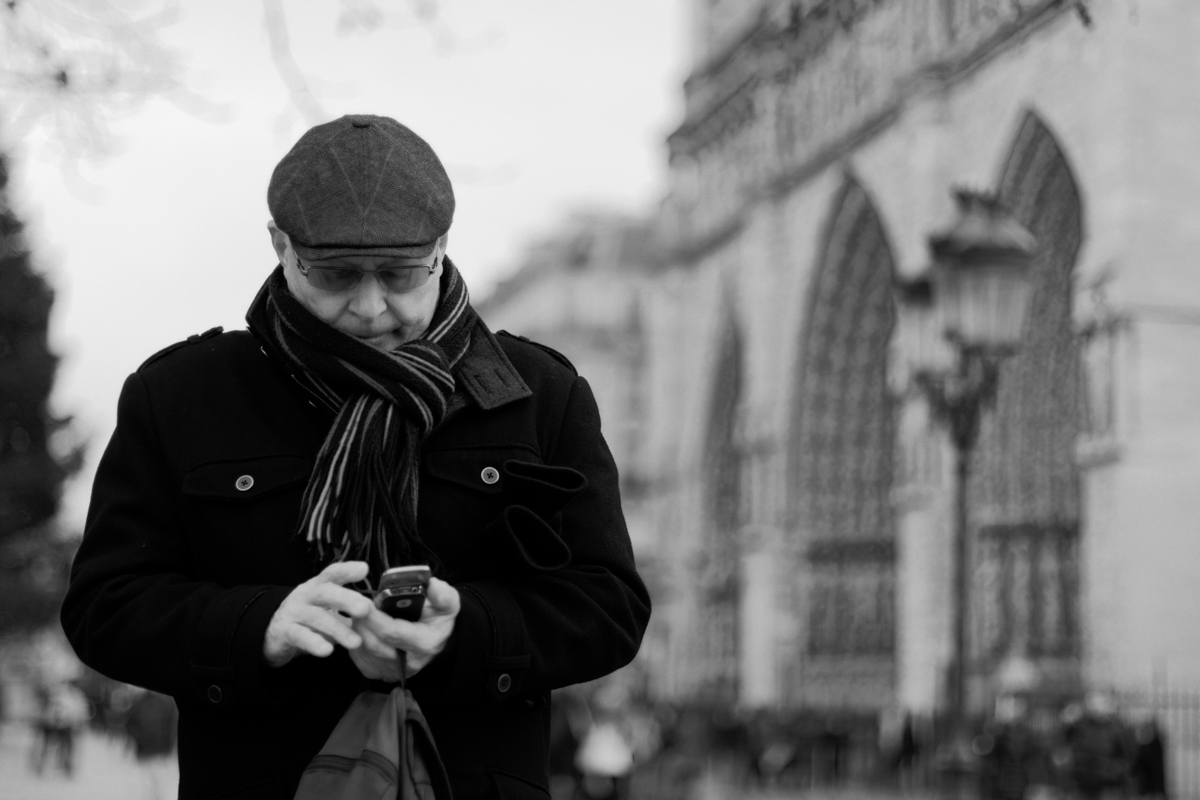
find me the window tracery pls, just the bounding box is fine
[972,111,1084,665]
[790,176,897,660]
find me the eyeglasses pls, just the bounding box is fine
[296,257,438,293]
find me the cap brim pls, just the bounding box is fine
[291,241,437,260]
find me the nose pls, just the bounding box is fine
[346,272,389,319]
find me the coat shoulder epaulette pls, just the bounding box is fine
[138,326,225,372]
[495,330,577,375]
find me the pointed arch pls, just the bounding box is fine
[980,110,1084,523]
[696,303,743,701]
[791,174,897,549]
[972,110,1084,664]
[789,174,897,690]
[705,309,743,538]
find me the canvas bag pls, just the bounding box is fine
[294,663,453,800]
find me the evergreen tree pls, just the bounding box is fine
[0,152,78,633]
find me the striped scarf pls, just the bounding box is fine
[246,259,477,583]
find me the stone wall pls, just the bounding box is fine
[485,10,1200,794]
[639,0,1200,728]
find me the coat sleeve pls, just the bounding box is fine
[412,374,651,702]
[61,372,296,711]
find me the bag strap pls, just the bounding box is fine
[395,683,454,800]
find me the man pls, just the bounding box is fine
[62,114,650,800]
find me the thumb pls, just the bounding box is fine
[425,577,460,614]
[316,560,369,586]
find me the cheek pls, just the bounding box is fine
[311,297,356,329]
[388,283,439,320]
[286,276,348,327]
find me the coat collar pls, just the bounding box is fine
[450,318,531,412]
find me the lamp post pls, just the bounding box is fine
[895,190,1036,767]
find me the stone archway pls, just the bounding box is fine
[696,305,743,702]
[787,174,897,708]
[971,111,1085,680]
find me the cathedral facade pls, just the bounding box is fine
[482,0,1200,792]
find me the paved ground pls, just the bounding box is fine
[0,722,178,800]
[0,719,941,800]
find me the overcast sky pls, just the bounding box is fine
[8,0,688,530]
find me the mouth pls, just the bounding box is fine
[354,330,401,347]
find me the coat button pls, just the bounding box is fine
[235,475,254,492]
[496,673,511,693]
[480,467,499,485]
[207,685,223,704]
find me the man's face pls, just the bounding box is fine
[269,222,445,351]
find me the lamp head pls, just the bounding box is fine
[929,189,1036,353]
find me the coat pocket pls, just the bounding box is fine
[421,446,543,575]
[180,455,314,584]
[500,460,587,518]
[182,455,312,501]
[479,506,571,573]
[424,445,541,497]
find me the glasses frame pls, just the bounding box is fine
[294,256,438,294]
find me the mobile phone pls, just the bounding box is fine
[374,565,431,622]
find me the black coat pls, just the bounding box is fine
[62,322,650,800]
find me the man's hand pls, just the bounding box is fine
[262,561,375,668]
[348,577,460,682]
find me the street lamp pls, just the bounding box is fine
[895,189,1036,763]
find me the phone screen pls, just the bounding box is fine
[374,565,430,621]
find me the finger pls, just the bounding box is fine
[424,578,461,615]
[295,606,362,651]
[313,561,369,586]
[286,624,335,659]
[354,620,399,659]
[361,606,423,649]
[309,583,374,619]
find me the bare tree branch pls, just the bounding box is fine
[0,0,187,163]
[335,0,383,36]
[262,0,329,127]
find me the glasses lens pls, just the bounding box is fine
[305,266,361,292]
[377,266,433,293]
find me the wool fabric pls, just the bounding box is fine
[246,258,476,582]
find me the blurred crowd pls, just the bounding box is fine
[548,681,1171,800]
[548,678,891,800]
[0,630,178,791]
[3,633,1172,800]
[971,692,1168,800]
[23,672,177,780]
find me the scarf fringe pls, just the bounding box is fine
[247,259,477,580]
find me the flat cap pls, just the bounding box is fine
[268,114,454,259]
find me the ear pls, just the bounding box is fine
[434,232,449,265]
[267,220,292,266]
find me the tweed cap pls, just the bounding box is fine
[268,114,454,260]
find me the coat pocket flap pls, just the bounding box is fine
[424,446,540,495]
[182,455,312,500]
[501,460,587,516]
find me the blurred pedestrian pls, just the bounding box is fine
[125,688,178,800]
[574,682,635,799]
[30,680,90,776]
[978,695,1039,800]
[550,686,591,799]
[897,713,922,792]
[1130,717,1167,799]
[1064,691,1135,800]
